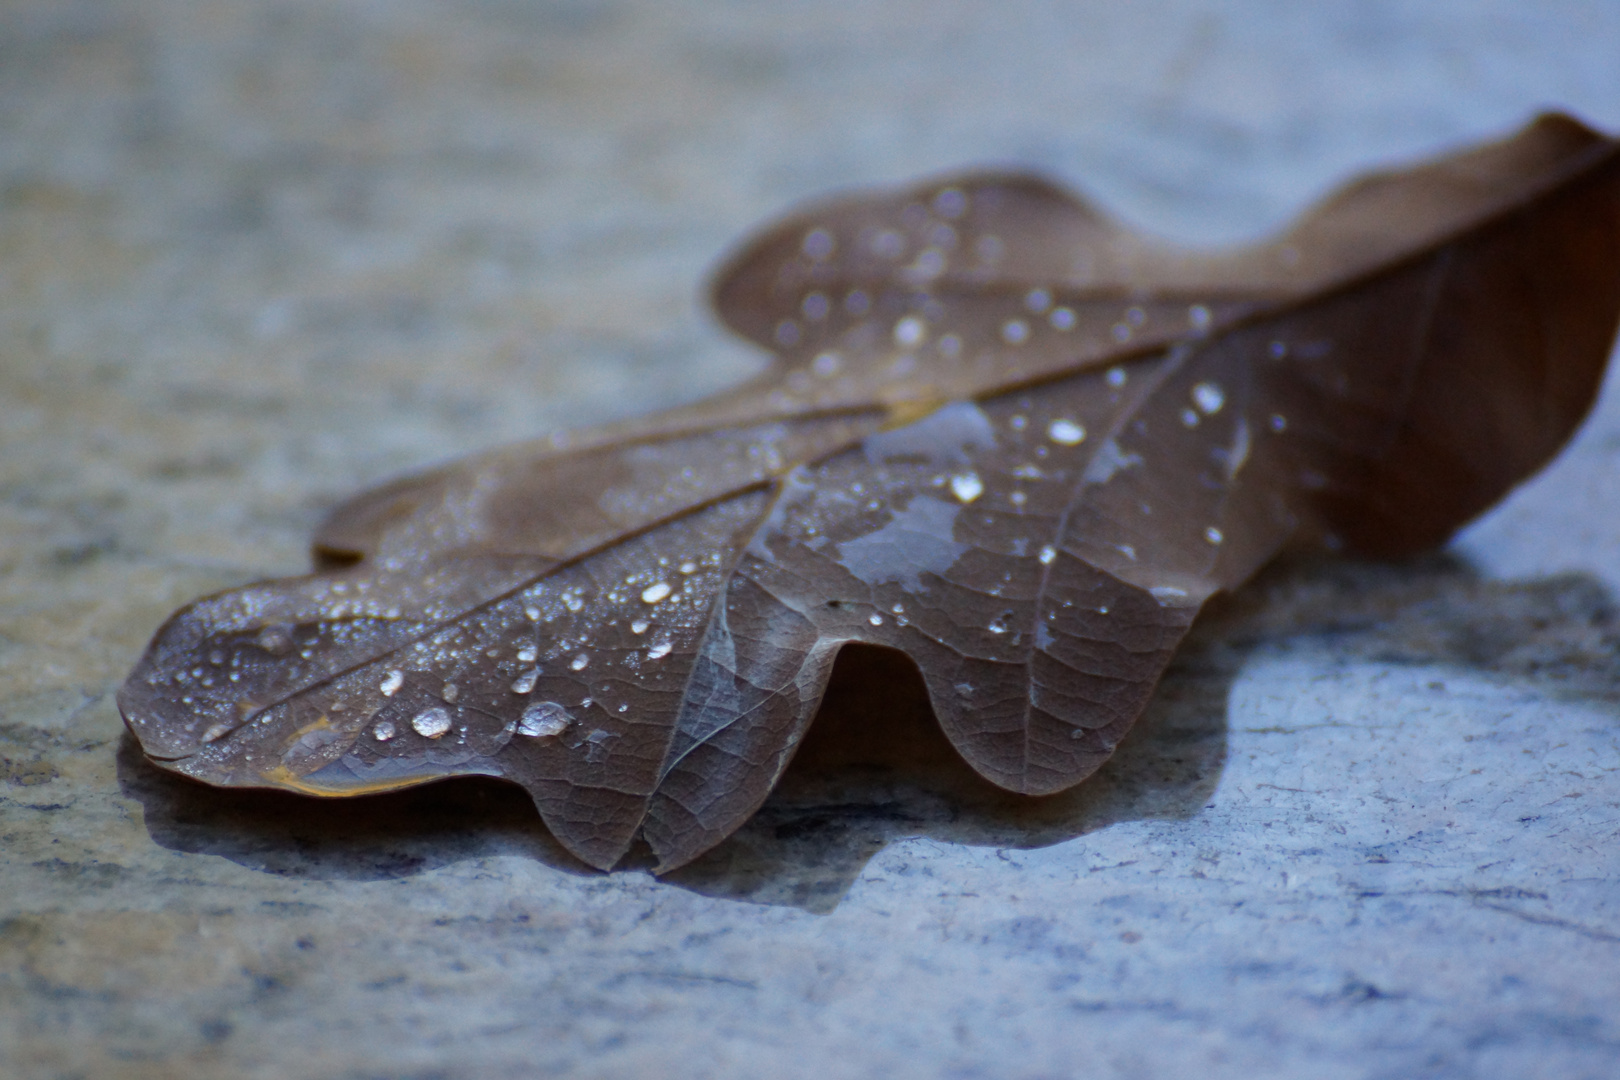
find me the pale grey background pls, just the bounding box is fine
[3,2,1620,1077]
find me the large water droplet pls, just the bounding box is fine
[570,653,590,671]
[411,708,452,739]
[893,315,926,348]
[518,701,572,738]
[641,582,671,604]
[1047,418,1085,446]
[1191,382,1225,415]
[511,669,539,694]
[254,627,292,656]
[647,641,671,660]
[950,472,984,503]
[373,720,396,742]
[379,670,404,696]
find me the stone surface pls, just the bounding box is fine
[4,2,1620,1077]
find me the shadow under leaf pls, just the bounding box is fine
[119,552,1620,911]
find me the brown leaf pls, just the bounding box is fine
[119,114,1620,872]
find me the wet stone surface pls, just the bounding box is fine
[3,3,1620,1078]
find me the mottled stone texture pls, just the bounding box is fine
[3,3,1620,1077]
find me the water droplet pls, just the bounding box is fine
[1188,304,1212,332]
[1024,288,1052,312]
[933,187,967,218]
[373,720,396,742]
[868,613,883,626]
[987,612,1011,634]
[802,292,830,321]
[631,619,650,635]
[516,644,538,663]
[411,708,452,739]
[208,650,226,665]
[812,351,841,377]
[910,248,946,279]
[379,670,404,696]
[679,561,698,575]
[775,320,801,347]
[950,472,984,503]
[1039,545,1057,565]
[803,227,835,259]
[441,682,460,704]
[1001,319,1030,345]
[1106,366,1127,388]
[1126,306,1146,327]
[1098,605,1110,615]
[869,228,904,258]
[1205,526,1224,545]
[1151,586,1188,602]
[1270,414,1288,432]
[641,582,671,604]
[511,669,538,694]
[564,594,583,613]
[1047,418,1085,445]
[1268,340,1288,360]
[524,605,542,622]
[1191,382,1225,415]
[891,603,905,614]
[1111,323,1132,343]
[584,728,613,762]
[570,653,590,671]
[845,289,871,315]
[518,701,572,738]
[646,640,672,660]
[254,627,292,655]
[1181,408,1200,428]
[894,315,926,347]
[1049,307,1076,331]
[938,333,962,357]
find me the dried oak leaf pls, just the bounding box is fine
[120,114,1620,872]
